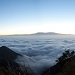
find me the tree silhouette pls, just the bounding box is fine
[56,49,75,62]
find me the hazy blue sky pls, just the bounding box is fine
[0,0,75,35]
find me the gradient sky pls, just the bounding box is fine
[0,0,75,35]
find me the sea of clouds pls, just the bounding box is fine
[0,35,75,74]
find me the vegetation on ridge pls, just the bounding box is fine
[42,50,75,75]
[0,66,33,75]
[57,50,75,75]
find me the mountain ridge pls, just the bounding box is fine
[4,32,63,36]
[32,32,60,35]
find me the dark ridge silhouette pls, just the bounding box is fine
[0,46,21,61]
[42,50,75,75]
[0,46,33,75]
[0,46,22,68]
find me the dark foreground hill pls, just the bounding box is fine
[0,46,21,61]
[0,46,21,68]
[0,46,75,75]
[42,50,75,75]
[0,46,33,75]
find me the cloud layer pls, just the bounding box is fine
[0,35,75,74]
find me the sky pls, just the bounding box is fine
[0,0,75,35]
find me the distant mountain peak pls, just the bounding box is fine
[33,32,59,35]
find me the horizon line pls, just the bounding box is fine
[0,32,75,36]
